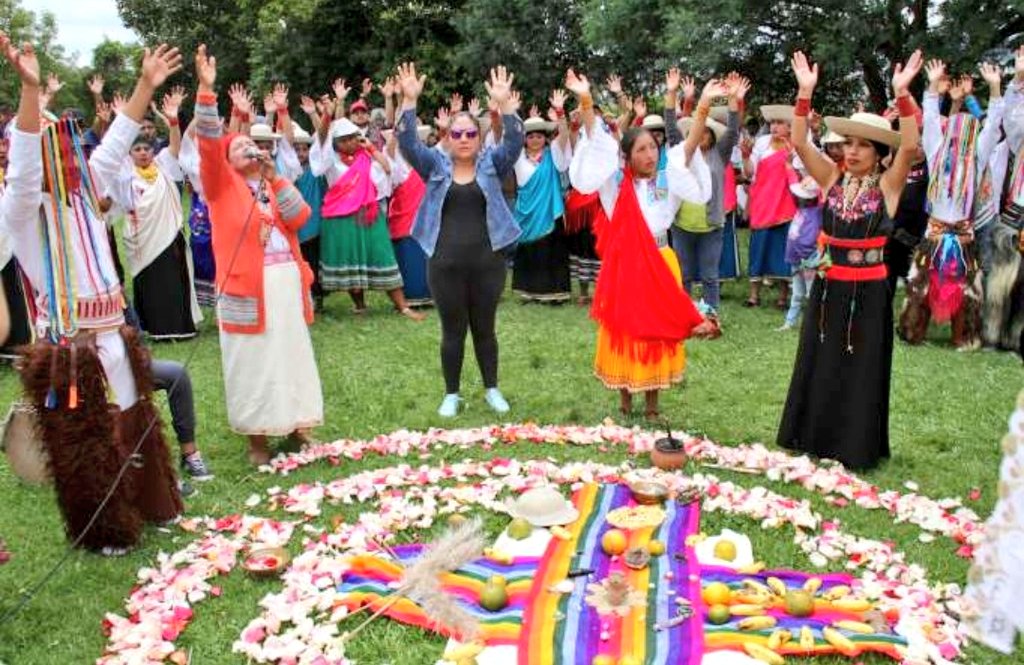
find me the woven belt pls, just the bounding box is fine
[820,233,887,282]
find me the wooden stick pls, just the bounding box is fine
[342,592,405,642]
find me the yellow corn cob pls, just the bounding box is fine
[802,577,822,594]
[742,642,785,665]
[737,561,767,574]
[822,626,857,654]
[822,585,852,601]
[766,576,788,596]
[766,629,793,650]
[549,526,572,540]
[799,625,816,650]
[830,598,873,612]
[737,615,779,630]
[730,603,769,616]
[483,548,514,565]
[833,620,875,634]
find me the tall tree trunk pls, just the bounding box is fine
[861,57,889,112]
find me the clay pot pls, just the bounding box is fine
[650,436,687,471]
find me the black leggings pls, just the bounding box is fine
[427,255,506,393]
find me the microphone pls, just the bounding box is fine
[243,146,262,159]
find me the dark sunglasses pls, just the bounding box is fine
[450,128,478,140]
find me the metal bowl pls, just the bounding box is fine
[242,546,291,578]
[630,481,669,505]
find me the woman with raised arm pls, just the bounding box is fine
[104,86,203,340]
[397,63,523,417]
[1,35,184,554]
[193,45,323,466]
[565,68,716,420]
[778,50,923,470]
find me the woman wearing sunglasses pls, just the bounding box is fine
[396,62,523,418]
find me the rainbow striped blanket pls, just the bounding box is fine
[337,544,539,645]
[518,483,703,665]
[701,567,907,660]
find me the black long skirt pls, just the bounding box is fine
[1,258,33,356]
[512,223,571,302]
[133,234,197,340]
[777,276,893,470]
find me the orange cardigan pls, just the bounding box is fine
[196,91,313,334]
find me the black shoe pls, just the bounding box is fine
[181,452,214,482]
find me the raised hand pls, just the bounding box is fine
[791,51,819,96]
[300,94,316,116]
[0,32,40,86]
[47,72,63,95]
[111,91,127,114]
[959,74,974,97]
[396,62,425,102]
[263,93,276,115]
[360,77,373,98]
[507,89,522,113]
[681,75,696,101]
[434,106,450,131]
[379,77,395,98]
[549,88,567,110]
[332,78,351,101]
[632,96,647,118]
[979,62,1003,91]
[95,100,112,123]
[87,74,104,97]
[450,92,464,114]
[141,44,183,89]
[484,65,515,111]
[162,85,187,118]
[892,49,925,96]
[195,44,216,90]
[273,82,289,109]
[565,68,590,97]
[665,68,681,95]
[924,58,946,88]
[699,78,728,104]
[468,97,481,116]
[529,103,541,118]
[605,74,622,95]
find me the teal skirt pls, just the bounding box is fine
[320,207,403,291]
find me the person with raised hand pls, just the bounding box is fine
[396,62,524,417]
[2,35,185,554]
[107,84,203,342]
[509,87,572,304]
[778,49,923,470]
[192,44,323,466]
[565,67,715,421]
[897,55,993,350]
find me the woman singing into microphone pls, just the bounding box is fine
[193,45,323,465]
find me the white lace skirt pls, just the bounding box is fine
[219,261,323,436]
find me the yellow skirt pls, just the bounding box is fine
[594,247,687,393]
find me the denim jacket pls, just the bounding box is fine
[397,108,524,257]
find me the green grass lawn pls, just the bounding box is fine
[0,255,1021,663]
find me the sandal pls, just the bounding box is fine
[398,307,426,322]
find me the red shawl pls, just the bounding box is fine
[387,169,426,240]
[563,188,609,235]
[322,149,379,225]
[590,169,704,361]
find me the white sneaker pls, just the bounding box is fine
[775,323,795,332]
[437,393,462,418]
[484,388,510,414]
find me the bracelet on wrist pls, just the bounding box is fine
[895,93,918,118]
[167,118,179,127]
[794,97,812,117]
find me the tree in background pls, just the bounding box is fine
[88,38,143,99]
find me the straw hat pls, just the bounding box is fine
[291,125,313,144]
[824,112,900,147]
[523,116,555,134]
[329,117,360,139]
[709,105,730,123]
[760,105,794,123]
[789,175,821,201]
[641,114,666,130]
[417,125,433,142]
[821,130,845,145]
[249,123,281,142]
[505,486,579,527]
[676,116,727,140]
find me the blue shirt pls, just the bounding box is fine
[397,108,524,257]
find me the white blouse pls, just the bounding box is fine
[568,123,711,236]
[513,140,572,187]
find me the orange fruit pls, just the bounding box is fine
[601,529,628,555]
[702,581,733,606]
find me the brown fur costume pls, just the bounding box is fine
[18,327,181,551]
[982,220,1024,351]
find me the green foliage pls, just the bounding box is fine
[86,38,143,99]
[0,0,84,113]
